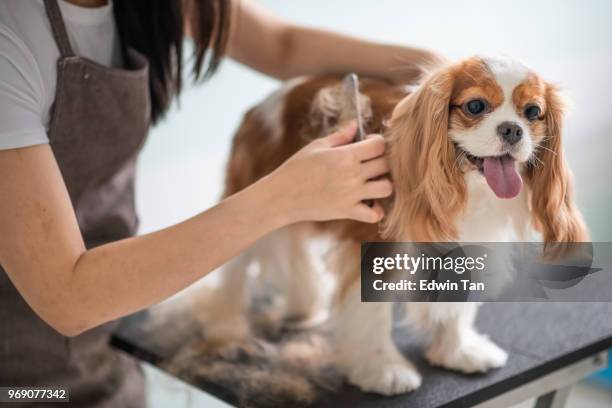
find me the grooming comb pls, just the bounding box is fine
[341,73,367,142]
[341,73,373,207]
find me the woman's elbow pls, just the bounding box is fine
[51,319,90,337]
[33,300,96,337]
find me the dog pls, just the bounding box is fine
[202,55,589,395]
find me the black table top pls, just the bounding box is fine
[113,303,612,408]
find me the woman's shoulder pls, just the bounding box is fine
[0,0,64,127]
[0,1,51,39]
[0,1,53,149]
[0,0,58,74]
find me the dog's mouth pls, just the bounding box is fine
[462,150,523,199]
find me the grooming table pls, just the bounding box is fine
[112,303,612,407]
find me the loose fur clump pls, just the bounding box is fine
[164,332,340,408]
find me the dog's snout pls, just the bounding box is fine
[497,121,523,145]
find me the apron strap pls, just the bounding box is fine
[43,0,75,58]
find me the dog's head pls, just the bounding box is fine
[382,55,588,243]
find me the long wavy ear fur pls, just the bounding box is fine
[527,84,589,243]
[381,67,466,241]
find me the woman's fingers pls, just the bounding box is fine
[279,124,392,224]
[363,179,393,199]
[350,134,385,161]
[350,178,392,223]
[351,201,385,223]
[361,156,390,180]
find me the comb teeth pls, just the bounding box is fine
[341,74,374,207]
[341,73,366,142]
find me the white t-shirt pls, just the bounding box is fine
[0,0,121,150]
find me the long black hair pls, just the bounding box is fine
[113,0,231,124]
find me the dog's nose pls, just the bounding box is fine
[497,121,523,145]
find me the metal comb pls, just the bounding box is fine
[341,73,374,207]
[341,73,367,142]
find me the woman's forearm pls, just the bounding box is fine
[226,0,444,83]
[278,25,446,83]
[58,174,288,335]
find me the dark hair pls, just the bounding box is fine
[113,0,231,124]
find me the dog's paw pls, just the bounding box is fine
[426,333,507,374]
[346,359,422,395]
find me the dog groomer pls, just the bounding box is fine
[0,0,439,405]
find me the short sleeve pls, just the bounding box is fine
[0,24,48,150]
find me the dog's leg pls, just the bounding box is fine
[197,252,252,345]
[261,225,332,329]
[412,303,507,373]
[335,283,421,395]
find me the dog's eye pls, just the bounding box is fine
[463,99,488,117]
[524,104,541,121]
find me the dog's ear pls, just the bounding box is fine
[527,84,589,243]
[381,68,466,241]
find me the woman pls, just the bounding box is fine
[0,0,440,406]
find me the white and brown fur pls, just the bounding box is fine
[202,55,589,395]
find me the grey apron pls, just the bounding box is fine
[0,0,150,406]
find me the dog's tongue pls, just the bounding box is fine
[483,155,522,199]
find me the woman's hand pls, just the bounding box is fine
[267,123,392,224]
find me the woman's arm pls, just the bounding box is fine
[226,0,445,83]
[0,125,390,336]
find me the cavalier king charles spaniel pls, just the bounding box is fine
[202,55,588,395]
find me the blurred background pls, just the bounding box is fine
[135,0,612,406]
